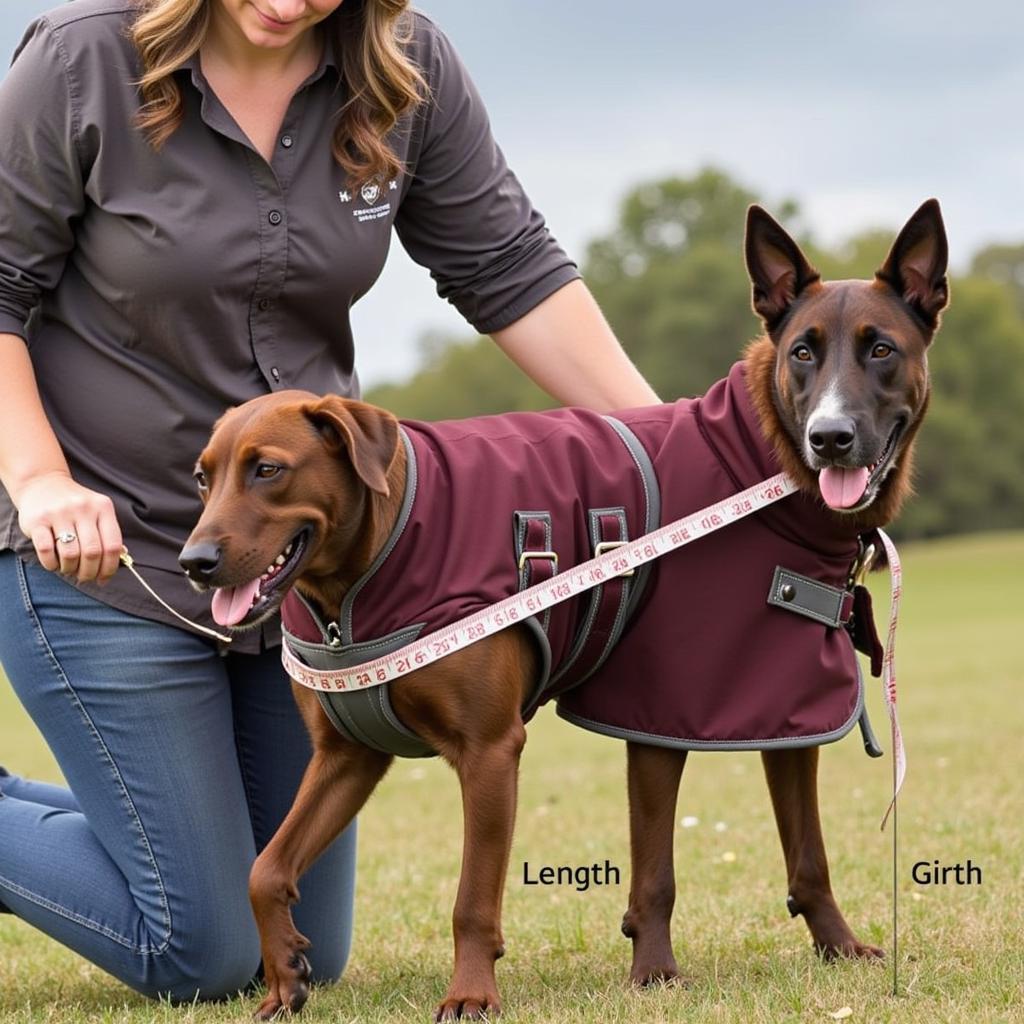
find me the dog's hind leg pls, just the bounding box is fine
[621,742,688,986]
[761,746,884,961]
[249,730,393,1020]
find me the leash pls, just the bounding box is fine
[874,527,904,996]
[875,528,905,830]
[119,548,234,644]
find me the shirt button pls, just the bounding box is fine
[258,298,272,311]
[281,134,294,148]
[268,210,283,226]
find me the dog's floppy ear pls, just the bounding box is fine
[745,205,820,332]
[305,396,399,496]
[876,198,949,331]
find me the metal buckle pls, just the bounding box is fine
[594,540,634,577]
[517,550,558,572]
[850,541,878,589]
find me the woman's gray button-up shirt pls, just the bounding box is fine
[0,0,579,650]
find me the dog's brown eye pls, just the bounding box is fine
[871,343,894,359]
[255,463,281,480]
[791,344,813,363]
[193,469,208,491]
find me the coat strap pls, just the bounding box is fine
[766,566,855,627]
[513,510,556,632]
[546,507,636,696]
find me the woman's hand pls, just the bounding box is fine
[0,336,124,584]
[14,471,123,583]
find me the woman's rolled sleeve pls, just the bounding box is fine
[394,17,579,335]
[0,18,86,339]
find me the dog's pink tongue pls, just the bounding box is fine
[211,579,261,627]
[818,467,870,509]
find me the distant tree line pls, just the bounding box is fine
[366,168,1024,540]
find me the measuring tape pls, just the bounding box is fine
[280,472,907,827]
[280,472,798,690]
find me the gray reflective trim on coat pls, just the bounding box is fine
[287,620,433,758]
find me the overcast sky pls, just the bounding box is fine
[5,1,1023,385]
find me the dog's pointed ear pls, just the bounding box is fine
[744,205,820,332]
[304,396,399,496]
[876,199,949,330]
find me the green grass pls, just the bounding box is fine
[2,532,1022,1023]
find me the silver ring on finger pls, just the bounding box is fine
[55,530,78,545]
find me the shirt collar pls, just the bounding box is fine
[177,25,341,91]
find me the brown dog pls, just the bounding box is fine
[180,201,947,1020]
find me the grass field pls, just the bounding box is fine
[1,532,1022,1023]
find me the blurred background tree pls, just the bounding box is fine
[367,167,1024,540]
[971,243,1024,318]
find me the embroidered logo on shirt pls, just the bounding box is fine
[345,179,399,224]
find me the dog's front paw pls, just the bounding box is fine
[254,951,312,1020]
[433,987,501,1021]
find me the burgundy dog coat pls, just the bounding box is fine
[282,362,875,758]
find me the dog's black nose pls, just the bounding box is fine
[179,541,222,583]
[809,417,856,459]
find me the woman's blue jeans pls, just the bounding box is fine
[0,551,357,1001]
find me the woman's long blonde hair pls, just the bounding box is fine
[131,0,426,184]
